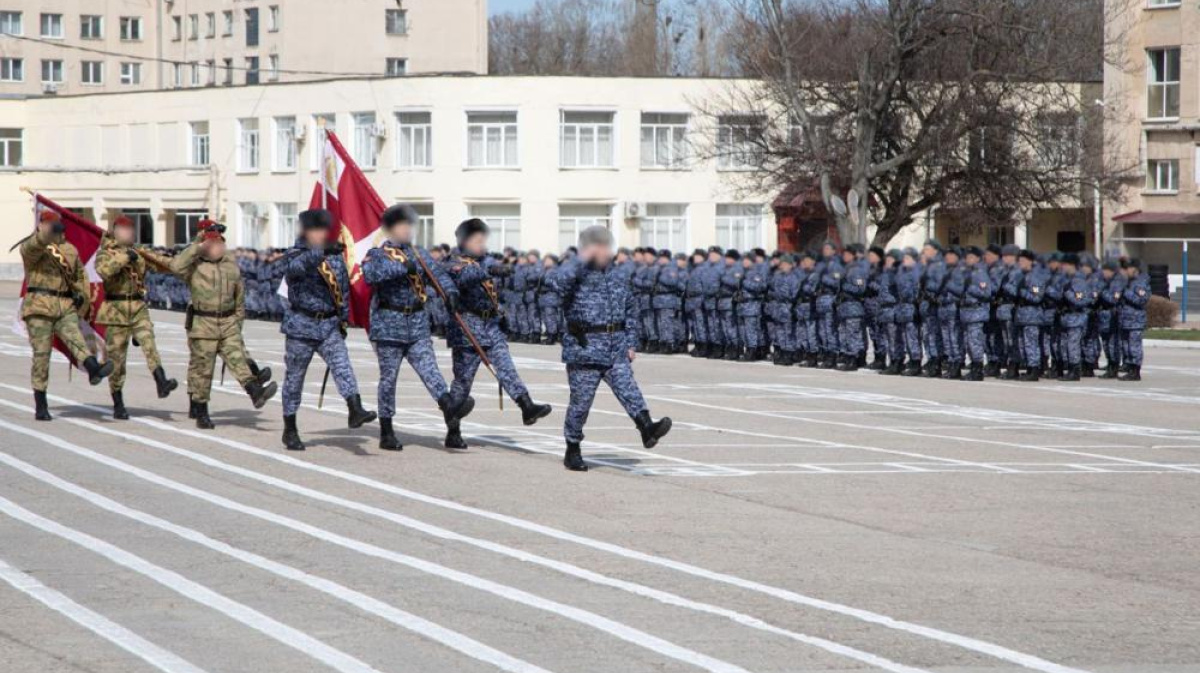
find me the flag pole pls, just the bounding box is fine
[316,119,331,400]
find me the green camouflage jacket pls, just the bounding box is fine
[95,235,172,326]
[20,232,90,321]
[169,239,244,339]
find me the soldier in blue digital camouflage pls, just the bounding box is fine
[919,240,947,377]
[937,246,966,379]
[717,250,744,360]
[362,205,473,452]
[535,254,563,344]
[737,252,769,361]
[653,251,688,354]
[873,250,901,375]
[766,253,800,365]
[895,249,923,376]
[1014,249,1050,381]
[959,246,994,382]
[1056,253,1095,382]
[701,246,725,359]
[835,244,869,371]
[1118,258,1149,381]
[632,248,659,352]
[685,250,709,357]
[552,226,672,472]
[815,242,843,368]
[1096,260,1126,379]
[1079,254,1102,377]
[797,252,822,367]
[278,209,376,451]
[443,218,552,450]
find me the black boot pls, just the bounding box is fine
[739,348,754,362]
[194,401,215,429]
[112,391,129,420]
[438,393,475,425]
[516,394,552,426]
[345,394,377,429]
[723,346,739,361]
[984,362,1002,378]
[634,410,672,449]
[1098,363,1119,379]
[245,380,278,409]
[83,356,114,386]
[282,415,305,451]
[380,418,404,451]
[1018,366,1041,382]
[1061,365,1081,382]
[564,441,588,472]
[248,359,272,385]
[882,359,903,376]
[153,366,178,399]
[868,356,887,371]
[816,352,835,369]
[188,399,198,419]
[444,421,466,450]
[34,391,51,421]
[1081,363,1096,378]
[943,362,962,380]
[1119,364,1141,382]
[691,343,706,358]
[901,361,921,377]
[1001,362,1019,380]
[964,363,984,382]
[705,344,722,359]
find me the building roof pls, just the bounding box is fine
[1113,211,1200,225]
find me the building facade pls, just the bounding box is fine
[0,0,486,96]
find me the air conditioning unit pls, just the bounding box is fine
[624,202,647,220]
[370,122,388,139]
[42,83,60,95]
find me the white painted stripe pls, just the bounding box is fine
[0,410,750,673]
[0,446,552,673]
[0,557,210,673]
[10,388,1095,673]
[0,495,384,673]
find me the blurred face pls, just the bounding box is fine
[725,256,735,267]
[657,255,669,266]
[945,253,959,266]
[885,256,896,269]
[1102,268,1114,280]
[965,253,981,266]
[984,251,999,265]
[203,239,226,260]
[676,257,687,268]
[1062,263,1077,275]
[1048,260,1060,272]
[543,258,555,270]
[527,254,538,265]
[779,261,794,273]
[922,245,938,261]
[1125,266,1139,279]
[303,227,329,247]
[582,242,613,268]
[841,250,855,265]
[1018,257,1033,271]
[114,225,135,245]
[708,252,721,264]
[464,232,488,257]
[868,251,882,266]
[1002,253,1017,265]
[741,257,753,269]
[692,254,704,266]
[903,255,917,268]
[822,244,836,259]
[387,221,413,245]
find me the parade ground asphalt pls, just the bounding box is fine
[0,299,1197,673]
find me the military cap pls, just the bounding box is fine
[923,239,944,253]
[1049,251,1064,263]
[692,248,706,258]
[39,210,61,224]
[708,245,724,255]
[1001,244,1021,257]
[299,208,333,231]
[944,245,962,258]
[380,204,416,228]
[674,252,687,261]
[964,245,984,258]
[1102,260,1119,272]
[1122,257,1142,272]
[986,243,1003,256]
[1061,253,1080,267]
[868,245,886,258]
[112,215,135,230]
[1019,249,1037,261]
[659,249,672,259]
[752,247,767,258]
[725,249,741,261]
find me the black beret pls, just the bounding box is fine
[674,252,687,261]
[643,247,656,257]
[725,249,741,261]
[381,204,416,228]
[986,244,1003,256]
[1102,260,1119,272]
[1019,249,1037,262]
[1123,257,1142,272]
[299,208,333,231]
[455,218,489,245]
[1061,253,1080,266]
[846,243,865,255]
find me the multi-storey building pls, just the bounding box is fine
[0,0,486,96]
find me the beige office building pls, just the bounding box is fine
[0,0,486,96]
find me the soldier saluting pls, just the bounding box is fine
[95,215,179,420]
[170,220,277,428]
[279,209,376,451]
[21,210,114,420]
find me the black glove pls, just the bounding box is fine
[339,321,348,339]
[404,257,419,275]
[324,241,345,256]
[72,294,85,309]
[487,265,511,278]
[445,293,459,314]
[51,222,65,235]
[127,249,139,264]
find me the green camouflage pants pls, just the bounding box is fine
[106,317,163,392]
[187,334,254,403]
[26,314,93,392]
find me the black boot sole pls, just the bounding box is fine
[522,405,552,426]
[641,417,673,449]
[348,411,378,430]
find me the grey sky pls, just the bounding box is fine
[490,0,539,15]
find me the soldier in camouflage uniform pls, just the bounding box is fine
[94,215,179,420]
[170,220,278,428]
[21,210,114,421]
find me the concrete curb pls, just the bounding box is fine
[1145,339,1200,349]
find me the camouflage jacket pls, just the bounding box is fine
[20,232,90,321]
[94,235,171,326]
[169,239,245,339]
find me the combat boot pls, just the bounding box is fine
[112,391,129,420]
[380,418,404,451]
[984,362,1002,378]
[194,402,215,429]
[1098,363,1119,379]
[723,346,739,361]
[439,393,475,426]
[1119,365,1141,382]
[444,421,466,450]
[1001,362,1019,380]
[516,394,552,426]
[816,352,836,369]
[922,357,940,378]
[882,359,903,376]
[564,442,588,472]
[780,350,795,366]
[834,354,852,371]
[645,341,660,354]
[83,356,114,386]
[188,399,198,419]
[804,352,820,368]
[153,366,178,399]
[1060,365,1081,382]
[739,348,754,362]
[942,362,962,380]
[771,348,783,365]
[964,363,984,382]
[634,410,672,449]
[282,415,305,451]
[901,361,922,377]
[248,359,272,385]
[1081,363,1096,378]
[868,356,887,371]
[245,380,278,409]
[1018,366,1041,382]
[34,391,51,421]
[346,394,377,429]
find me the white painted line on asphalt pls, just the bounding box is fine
[0,447,555,673]
[0,557,210,673]
[0,496,385,673]
[0,392,1095,673]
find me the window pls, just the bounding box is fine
[120,210,154,245]
[238,118,260,172]
[120,62,142,85]
[268,54,279,81]
[273,117,296,171]
[41,59,63,84]
[717,116,764,170]
[1146,159,1179,193]
[641,112,688,169]
[223,58,233,85]
[190,122,210,166]
[716,204,763,250]
[171,16,182,41]
[469,204,521,249]
[80,15,103,39]
[241,203,267,248]
[245,8,259,47]
[386,9,407,35]
[560,110,615,168]
[172,63,182,88]
[222,10,233,36]
[188,14,198,40]
[205,60,216,86]
[174,211,209,244]
[188,62,200,87]
[0,128,21,167]
[411,204,436,248]
[310,113,335,169]
[0,11,21,36]
[274,203,298,244]
[969,126,1012,170]
[640,204,687,250]
[386,58,407,77]
[467,111,519,168]
[120,16,142,41]
[81,61,103,85]
[395,112,432,168]
[268,6,280,32]
[205,12,216,38]
[1036,113,1079,169]
[0,58,23,82]
[558,204,612,251]
[1148,48,1181,119]
[245,56,260,85]
[40,13,63,38]
[1147,0,1181,7]
[352,112,378,168]
[1196,146,1200,190]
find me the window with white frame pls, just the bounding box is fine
[386,58,407,77]
[395,111,432,168]
[41,59,62,84]
[560,110,615,168]
[204,60,216,85]
[469,204,521,249]
[40,13,63,38]
[121,62,142,85]
[641,112,688,169]
[268,54,279,81]
[1147,0,1181,7]
[0,11,21,35]
[188,14,198,39]
[467,111,518,168]
[173,210,209,243]
[81,61,103,85]
[352,112,378,168]
[240,203,267,248]
[640,204,688,250]
[1036,113,1079,169]
[205,12,215,38]
[1146,159,1179,193]
[558,204,612,251]
[222,10,233,36]
[310,113,335,169]
[0,58,23,82]
[189,121,210,166]
[268,5,280,32]
[386,9,407,35]
[190,62,202,86]
[172,63,182,88]
[120,16,142,40]
[411,204,436,248]
[80,15,102,39]
[1148,48,1181,119]
[238,118,260,172]
[274,203,298,244]
[716,204,763,250]
[171,16,181,40]
[717,115,764,170]
[245,56,260,85]
[273,116,296,171]
[0,128,22,167]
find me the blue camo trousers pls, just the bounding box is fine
[1122,328,1143,366]
[940,315,963,363]
[640,309,658,342]
[449,343,529,407]
[707,309,724,346]
[739,315,763,349]
[541,307,562,338]
[922,315,942,358]
[963,322,986,365]
[564,362,648,443]
[817,310,838,353]
[1101,327,1121,367]
[1060,326,1083,366]
[656,309,681,347]
[376,339,448,419]
[1083,321,1100,365]
[283,333,359,416]
[868,319,886,358]
[687,308,707,344]
[720,310,739,347]
[838,316,864,356]
[1020,325,1041,367]
[900,322,922,361]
